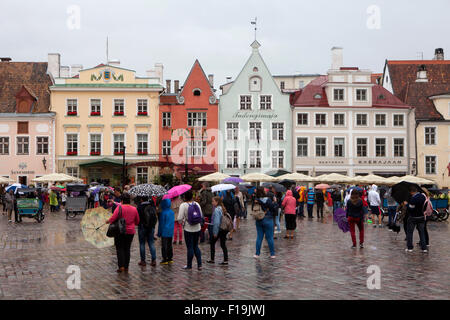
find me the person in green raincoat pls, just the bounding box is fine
[49,189,58,212]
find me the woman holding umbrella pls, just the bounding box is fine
[5,189,14,223]
[346,190,365,249]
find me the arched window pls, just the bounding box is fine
[193,89,201,96]
[249,76,261,92]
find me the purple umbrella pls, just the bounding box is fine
[222,177,244,184]
[333,208,350,233]
[162,184,192,200]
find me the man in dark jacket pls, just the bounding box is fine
[136,197,157,266]
[405,185,427,252]
[315,189,325,219]
[199,182,213,243]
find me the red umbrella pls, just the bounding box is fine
[315,184,330,190]
[162,184,192,200]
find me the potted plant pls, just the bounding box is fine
[67,111,77,116]
[90,151,100,156]
[114,151,124,155]
[114,111,124,116]
[137,150,148,155]
[90,111,101,116]
[137,111,148,116]
[67,151,77,156]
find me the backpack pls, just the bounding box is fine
[250,202,266,221]
[187,203,203,225]
[143,203,158,229]
[219,211,233,232]
[422,195,433,216]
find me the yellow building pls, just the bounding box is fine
[49,59,164,186]
[417,94,450,188]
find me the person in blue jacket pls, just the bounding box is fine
[158,198,175,264]
[306,188,315,218]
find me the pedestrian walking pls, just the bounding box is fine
[405,185,428,253]
[136,197,157,267]
[332,188,341,213]
[171,195,183,244]
[234,187,245,231]
[282,190,297,239]
[368,185,382,228]
[253,187,276,259]
[106,192,140,273]
[207,196,229,265]
[274,190,283,235]
[158,198,175,265]
[177,190,203,270]
[5,190,14,223]
[306,187,315,218]
[61,191,67,210]
[346,190,365,248]
[198,182,213,243]
[315,188,325,219]
[222,190,236,240]
[49,189,58,212]
[384,188,398,230]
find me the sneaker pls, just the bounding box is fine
[270,255,276,259]
[351,245,357,249]
[182,266,192,270]
[378,224,383,228]
[360,244,364,249]
[367,219,373,224]
[168,260,174,264]
[219,261,228,265]
[173,241,177,244]
[422,249,428,253]
[160,261,169,265]
[150,260,156,267]
[206,260,215,264]
[405,249,413,252]
[178,241,182,245]
[373,225,377,228]
[8,220,12,223]
[138,261,146,267]
[197,266,203,271]
[253,255,260,259]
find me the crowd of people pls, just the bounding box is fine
[1,179,433,274]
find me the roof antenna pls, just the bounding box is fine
[251,17,257,41]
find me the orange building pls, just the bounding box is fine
[159,60,218,179]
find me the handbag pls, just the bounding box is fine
[106,205,126,238]
[250,203,266,221]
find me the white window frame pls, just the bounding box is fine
[89,133,103,155]
[248,149,262,169]
[112,133,126,155]
[332,88,345,102]
[374,113,388,127]
[271,121,285,141]
[333,112,346,127]
[65,133,79,155]
[226,122,239,141]
[66,98,78,115]
[355,136,369,158]
[0,136,10,155]
[296,112,309,126]
[314,137,327,158]
[226,150,239,169]
[296,136,308,158]
[355,88,368,102]
[392,113,406,128]
[162,140,171,156]
[136,167,149,184]
[136,133,149,154]
[392,137,405,158]
[374,136,387,158]
[249,76,262,92]
[187,140,207,157]
[355,113,369,127]
[187,112,207,127]
[16,135,30,156]
[314,112,327,127]
[136,98,148,115]
[36,136,49,155]
[162,112,172,127]
[259,94,272,110]
[249,122,262,141]
[239,95,252,110]
[424,155,437,175]
[89,98,102,116]
[66,167,79,178]
[113,98,126,116]
[333,136,346,158]
[424,126,437,145]
[271,149,285,169]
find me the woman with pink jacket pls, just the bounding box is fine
[282,190,297,239]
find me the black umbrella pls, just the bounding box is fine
[278,179,295,187]
[265,169,291,177]
[261,182,286,193]
[391,181,425,204]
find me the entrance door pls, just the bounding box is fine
[18,176,27,185]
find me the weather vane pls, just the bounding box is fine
[251,17,257,41]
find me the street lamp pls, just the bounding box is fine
[243,161,247,174]
[122,146,126,188]
[42,157,47,170]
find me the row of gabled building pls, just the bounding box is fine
[0,44,448,188]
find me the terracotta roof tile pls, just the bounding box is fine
[0,62,52,113]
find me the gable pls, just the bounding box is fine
[15,86,36,113]
[179,60,217,105]
[66,65,140,84]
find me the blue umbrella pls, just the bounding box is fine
[6,183,27,194]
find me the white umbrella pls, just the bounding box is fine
[32,173,82,183]
[0,177,14,184]
[211,184,237,193]
[358,174,388,185]
[198,172,231,182]
[276,172,315,182]
[316,173,353,184]
[241,172,276,182]
[398,175,435,185]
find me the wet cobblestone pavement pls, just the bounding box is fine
[0,207,449,300]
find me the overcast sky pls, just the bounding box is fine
[1,0,449,89]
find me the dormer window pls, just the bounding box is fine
[356,89,367,101]
[314,93,322,99]
[193,89,201,96]
[378,94,386,100]
[333,89,344,101]
[416,65,428,82]
[253,67,258,72]
[249,76,261,92]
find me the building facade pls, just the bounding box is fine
[273,74,321,93]
[49,55,164,185]
[219,41,292,175]
[382,49,450,187]
[159,60,218,180]
[291,66,415,177]
[0,60,56,185]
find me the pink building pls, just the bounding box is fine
[0,59,55,185]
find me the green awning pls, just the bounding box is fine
[79,158,123,167]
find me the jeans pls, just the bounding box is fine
[184,231,202,268]
[348,217,364,246]
[297,202,304,217]
[161,237,173,262]
[275,209,281,232]
[255,217,275,256]
[333,201,341,213]
[138,226,156,262]
[307,204,314,218]
[387,206,397,227]
[210,229,228,261]
[424,217,429,246]
[114,234,134,269]
[406,216,427,250]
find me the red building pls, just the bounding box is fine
[159,60,218,179]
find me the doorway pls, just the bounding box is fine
[18,176,27,185]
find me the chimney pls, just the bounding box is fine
[0,57,12,62]
[331,47,343,70]
[108,59,120,67]
[60,66,70,78]
[416,65,428,82]
[70,64,83,77]
[48,53,61,78]
[208,74,214,88]
[434,48,444,60]
[166,80,171,94]
[174,80,180,93]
